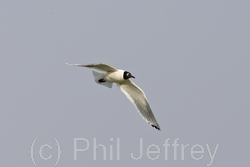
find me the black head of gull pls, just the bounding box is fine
[123,71,135,80]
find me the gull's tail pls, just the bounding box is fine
[92,71,113,88]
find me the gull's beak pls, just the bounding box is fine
[130,76,135,79]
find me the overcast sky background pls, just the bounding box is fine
[1,0,249,166]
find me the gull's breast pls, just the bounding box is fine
[104,70,124,83]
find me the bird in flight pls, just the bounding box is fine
[66,63,161,130]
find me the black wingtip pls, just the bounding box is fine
[152,125,161,131]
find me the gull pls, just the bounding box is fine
[66,63,161,130]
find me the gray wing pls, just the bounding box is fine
[118,80,161,130]
[66,63,117,72]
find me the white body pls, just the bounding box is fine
[104,70,125,83]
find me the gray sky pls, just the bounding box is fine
[1,0,249,166]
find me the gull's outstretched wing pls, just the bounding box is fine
[66,63,117,72]
[118,80,161,130]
